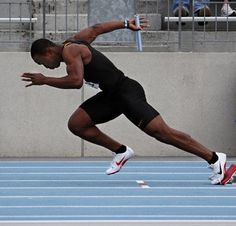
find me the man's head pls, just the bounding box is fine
[31,38,62,69]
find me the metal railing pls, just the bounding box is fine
[1,0,236,51]
[41,0,84,40]
[0,0,36,50]
[165,0,236,51]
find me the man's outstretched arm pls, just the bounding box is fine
[21,45,84,89]
[70,18,148,44]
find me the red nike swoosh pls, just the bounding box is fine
[116,156,126,166]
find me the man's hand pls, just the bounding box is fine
[128,17,149,31]
[21,73,46,87]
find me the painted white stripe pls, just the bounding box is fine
[136,180,145,183]
[0,166,208,169]
[0,186,235,189]
[0,179,212,183]
[0,205,236,208]
[0,160,206,163]
[0,220,235,223]
[0,195,236,198]
[0,172,212,175]
[136,180,150,188]
[140,185,150,188]
[0,179,209,182]
[0,195,235,198]
[0,215,235,219]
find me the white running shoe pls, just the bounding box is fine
[209,152,227,185]
[106,146,134,175]
[221,3,236,17]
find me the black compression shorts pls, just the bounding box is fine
[80,77,159,129]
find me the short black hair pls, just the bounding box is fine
[31,38,56,58]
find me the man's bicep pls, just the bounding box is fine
[64,58,84,88]
[63,49,84,84]
[73,26,97,43]
[66,57,84,78]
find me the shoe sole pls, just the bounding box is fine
[221,164,236,185]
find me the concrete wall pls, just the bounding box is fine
[88,0,135,42]
[0,52,236,158]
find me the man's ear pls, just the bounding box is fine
[44,47,53,56]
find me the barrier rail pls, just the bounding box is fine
[0,0,35,49]
[164,16,236,22]
[0,18,37,23]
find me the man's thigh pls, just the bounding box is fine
[80,92,122,125]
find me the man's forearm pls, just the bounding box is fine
[44,76,83,89]
[91,20,126,36]
[72,20,128,43]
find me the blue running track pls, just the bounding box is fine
[0,160,235,223]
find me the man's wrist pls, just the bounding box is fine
[124,19,129,29]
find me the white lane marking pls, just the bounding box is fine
[136,180,150,188]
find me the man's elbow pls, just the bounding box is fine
[72,78,83,89]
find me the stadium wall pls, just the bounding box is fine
[0,52,235,158]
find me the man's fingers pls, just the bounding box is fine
[140,20,149,28]
[25,83,33,88]
[22,78,32,82]
[21,73,38,87]
[21,73,34,78]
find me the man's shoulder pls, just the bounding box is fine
[62,42,92,63]
[63,42,85,54]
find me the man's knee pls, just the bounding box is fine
[67,116,84,136]
[144,116,177,144]
[68,108,93,136]
[145,124,176,144]
[68,117,77,134]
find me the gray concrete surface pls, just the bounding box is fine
[88,0,135,42]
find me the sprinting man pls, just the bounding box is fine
[21,17,226,184]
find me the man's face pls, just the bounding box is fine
[33,48,61,69]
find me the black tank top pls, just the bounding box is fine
[64,40,127,93]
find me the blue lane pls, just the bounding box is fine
[0,180,137,187]
[0,206,236,220]
[0,216,235,221]
[0,187,234,197]
[0,180,223,187]
[0,196,236,206]
[0,173,211,180]
[0,167,212,173]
